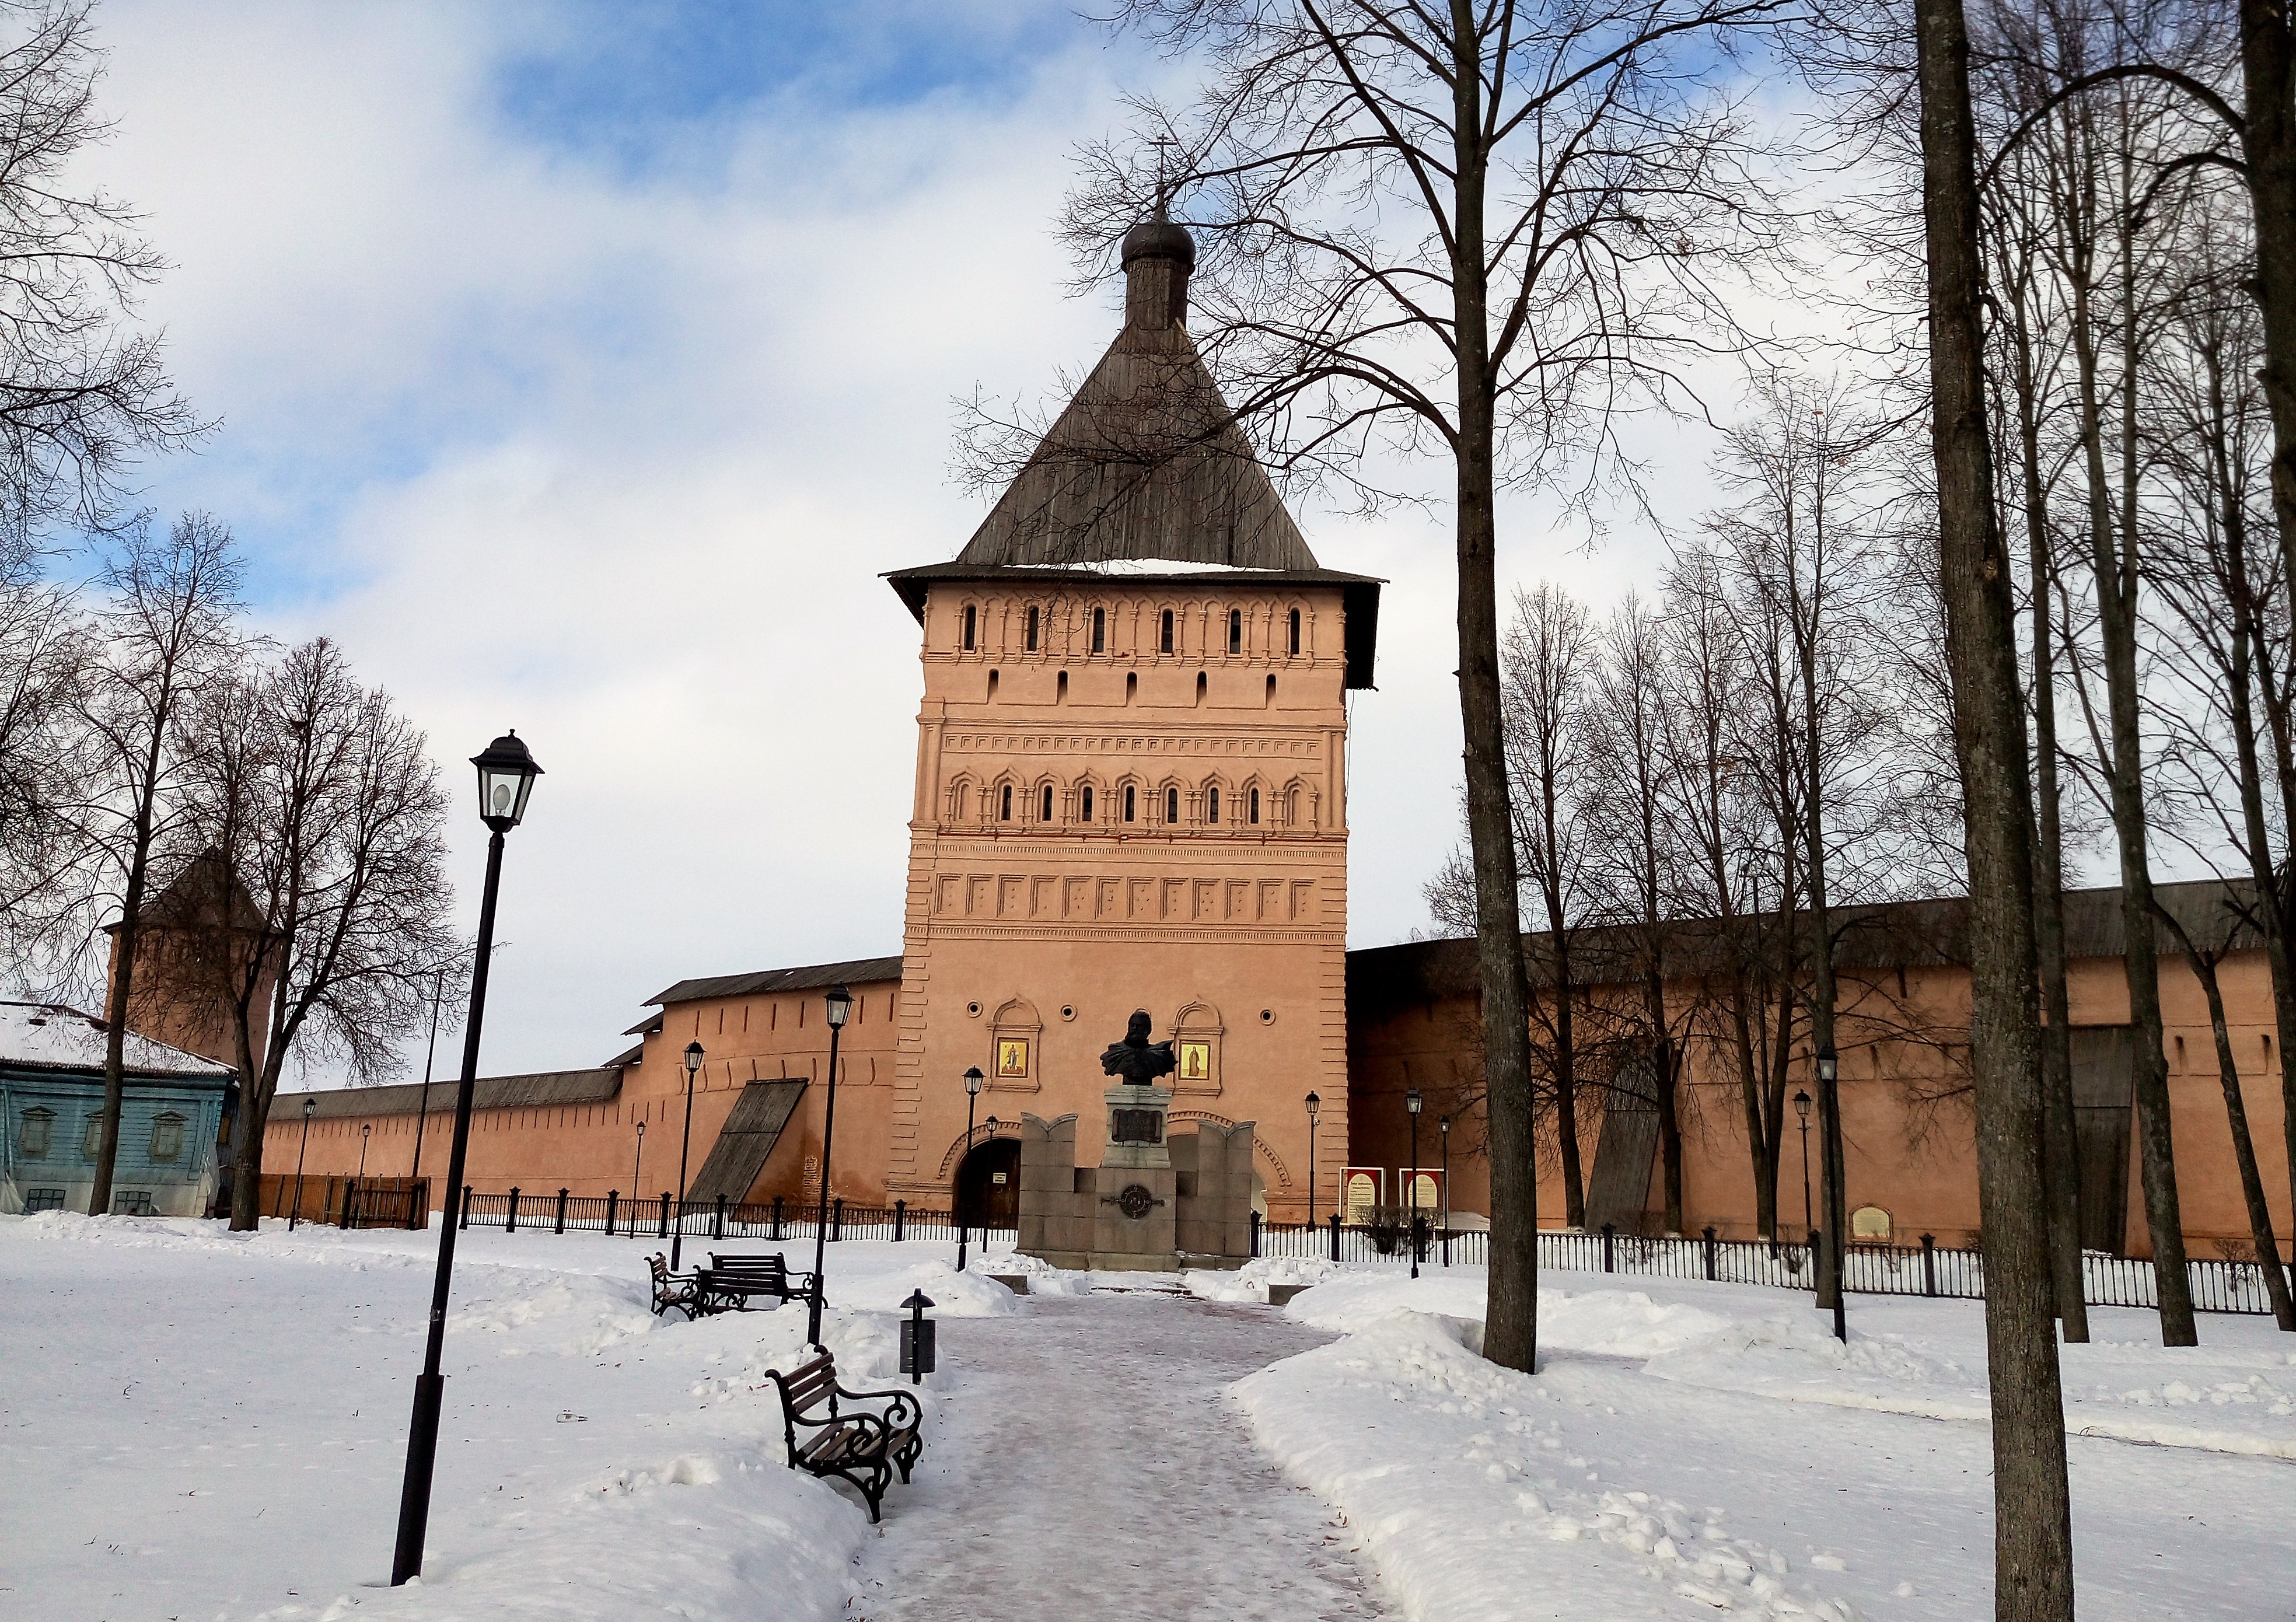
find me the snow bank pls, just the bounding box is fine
[1233,1313,1867,1620]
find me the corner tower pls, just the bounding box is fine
[883,216,1380,1224]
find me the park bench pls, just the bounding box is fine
[765,1349,922,1522]
[697,1252,815,1314]
[647,1253,703,1319]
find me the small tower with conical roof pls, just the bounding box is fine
[881,215,1380,1249]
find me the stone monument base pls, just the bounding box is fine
[1016,1110,1257,1273]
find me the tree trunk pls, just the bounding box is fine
[1913,0,2076,1609]
[2242,0,2296,626]
[2178,936,2296,1329]
[2010,300,2089,1340]
[1730,964,1776,1242]
[1450,26,1538,1372]
[91,844,150,1218]
[1554,959,1585,1229]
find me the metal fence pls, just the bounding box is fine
[1254,1216,2280,1315]
[448,1186,1014,1248]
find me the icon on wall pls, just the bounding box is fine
[1177,1040,1211,1081]
[995,1039,1030,1079]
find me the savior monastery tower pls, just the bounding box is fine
[882,215,1381,1222]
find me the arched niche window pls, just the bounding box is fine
[989,997,1043,1092]
[1124,784,1137,823]
[963,603,977,651]
[1026,606,1040,652]
[1091,607,1106,653]
[1194,670,1207,705]
[987,669,999,698]
[1249,786,1261,826]
[1207,784,1222,824]
[149,1111,186,1163]
[1160,609,1175,653]
[948,778,974,823]
[1288,607,1301,655]
[1172,1001,1225,1094]
[1228,608,1243,655]
[1081,784,1095,822]
[1040,783,1055,823]
[1000,783,1014,822]
[18,1106,53,1159]
[1165,785,1180,824]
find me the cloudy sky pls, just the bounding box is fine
[89,1,1727,1085]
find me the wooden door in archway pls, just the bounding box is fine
[956,1138,1021,1228]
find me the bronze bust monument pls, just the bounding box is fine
[1100,1009,1177,1088]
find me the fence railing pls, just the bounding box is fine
[445,1186,1014,1247]
[1253,1216,2280,1316]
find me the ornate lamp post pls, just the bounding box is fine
[671,1042,703,1271]
[1793,1088,1813,1239]
[1815,1045,1846,1343]
[956,1066,984,1271]
[1439,1115,1451,1233]
[1304,1090,1320,1228]
[805,984,854,1348]
[1405,1086,1423,1280]
[391,729,541,1587]
[290,1095,316,1230]
[631,1120,645,1236]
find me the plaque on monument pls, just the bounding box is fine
[1110,1108,1164,1145]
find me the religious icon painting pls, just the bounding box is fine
[1177,1040,1211,1081]
[995,1039,1029,1079]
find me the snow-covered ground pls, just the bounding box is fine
[1209,1259,2296,1619]
[7,1216,2293,1621]
[0,1214,1015,1620]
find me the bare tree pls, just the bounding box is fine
[0,532,89,948]
[1063,0,1795,1371]
[1502,581,1599,1226]
[65,513,243,1216]
[0,1,202,543]
[1911,0,2075,1603]
[176,637,456,1231]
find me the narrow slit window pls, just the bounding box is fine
[1126,671,1137,704]
[1081,785,1095,822]
[1208,785,1221,823]
[1000,784,1014,821]
[1288,608,1301,655]
[1166,786,1179,823]
[1249,787,1261,824]
[1196,671,1207,704]
[1026,606,1040,652]
[1041,784,1054,822]
[1160,609,1174,653]
[1228,609,1243,654]
[1266,674,1276,705]
[1124,785,1136,822]
[1092,607,1106,652]
[988,669,999,698]
[963,604,977,651]
[1057,670,1068,703]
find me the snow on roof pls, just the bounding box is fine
[0,1002,233,1079]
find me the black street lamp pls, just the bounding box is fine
[290,1096,316,1230]
[956,1066,984,1271]
[1439,1115,1451,1237]
[1793,1088,1813,1239]
[1815,1046,1846,1344]
[631,1120,645,1237]
[672,1042,703,1271]
[1405,1086,1423,1280]
[358,1123,371,1181]
[1304,1091,1320,1228]
[391,729,541,1587]
[805,984,855,1348]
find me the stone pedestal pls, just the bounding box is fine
[1015,1097,1259,1274]
[1091,1083,1176,1267]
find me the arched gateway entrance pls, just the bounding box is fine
[955,1138,1021,1228]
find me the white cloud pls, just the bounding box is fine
[86,2,1743,1082]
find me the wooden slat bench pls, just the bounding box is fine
[766,1350,922,1522]
[698,1252,815,1315]
[647,1253,703,1319]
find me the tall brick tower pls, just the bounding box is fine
[882,214,1379,1224]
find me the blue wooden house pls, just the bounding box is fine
[1,1002,233,1216]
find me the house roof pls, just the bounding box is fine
[274,1067,625,1121]
[0,1002,233,1081]
[644,955,906,1011]
[1344,878,2267,1017]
